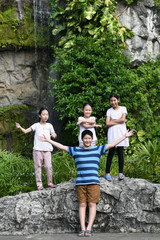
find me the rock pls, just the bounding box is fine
[0,50,52,107]
[116,0,160,64]
[0,177,160,235]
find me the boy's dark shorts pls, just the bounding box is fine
[76,184,100,203]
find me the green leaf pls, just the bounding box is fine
[83,5,96,20]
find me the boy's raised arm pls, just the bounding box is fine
[39,135,68,152]
[106,129,135,151]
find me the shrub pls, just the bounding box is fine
[0,150,36,197]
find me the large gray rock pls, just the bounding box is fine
[0,177,160,235]
[0,50,52,108]
[116,0,160,65]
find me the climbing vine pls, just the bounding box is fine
[50,0,134,48]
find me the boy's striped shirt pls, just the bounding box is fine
[68,145,107,185]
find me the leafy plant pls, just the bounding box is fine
[136,140,160,181]
[0,150,36,197]
[0,105,34,158]
[52,150,77,184]
[11,17,20,32]
[50,32,160,148]
[123,140,160,183]
[50,0,134,48]
[0,149,77,197]
[50,34,131,143]
[155,0,160,7]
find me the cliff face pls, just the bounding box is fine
[0,0,52,108]
[117,0,160,65]
[1,0,160,108]
[0,0,59,152]
[0,177,160,235]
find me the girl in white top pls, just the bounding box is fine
[105,94,129,181]
[16,107,57,190]
[77,103,102,147]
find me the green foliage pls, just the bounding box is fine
[0,150,36,197]
[123,56,160,144]
[125,0,138,4]
[0,105,33,158]
[155,0,160,7]
[0,6,34,49]
[52,150,77,183]
[0,149,77,197]
[11,17,20,32]
[123,140,160,183]
[50,34,131,142]
[0,3,50,49]
[50,34,159,147]
[136,140,160,181]
[50,0,134,48]
[48,0,160,185]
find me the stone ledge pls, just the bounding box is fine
[0,177,160,235]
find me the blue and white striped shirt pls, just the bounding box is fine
[68,145,107,185]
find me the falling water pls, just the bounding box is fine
[16,0,24,22]
[33,0,51,52]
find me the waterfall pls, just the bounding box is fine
[16,0,24,22]
[33,0,51,51]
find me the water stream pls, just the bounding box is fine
[33,0,51,53]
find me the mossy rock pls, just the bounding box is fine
[0,105,34,157]
[0,1,50,49]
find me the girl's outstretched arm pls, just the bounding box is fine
[15,122,32,134]
[39,135,68,152]
[105,129,134,150]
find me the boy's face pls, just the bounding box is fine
[82,134,93,149]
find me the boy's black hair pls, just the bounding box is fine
[81,130,93,140]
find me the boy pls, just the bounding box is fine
[39,129,134,236]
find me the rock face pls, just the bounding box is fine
[1,0,160,108]
[116,0,160,65]
[0,50,52,107]
[0,0,52,108]
[0,177,160,235]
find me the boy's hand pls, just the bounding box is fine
[125,129,135,138]
[38,135,48,142]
